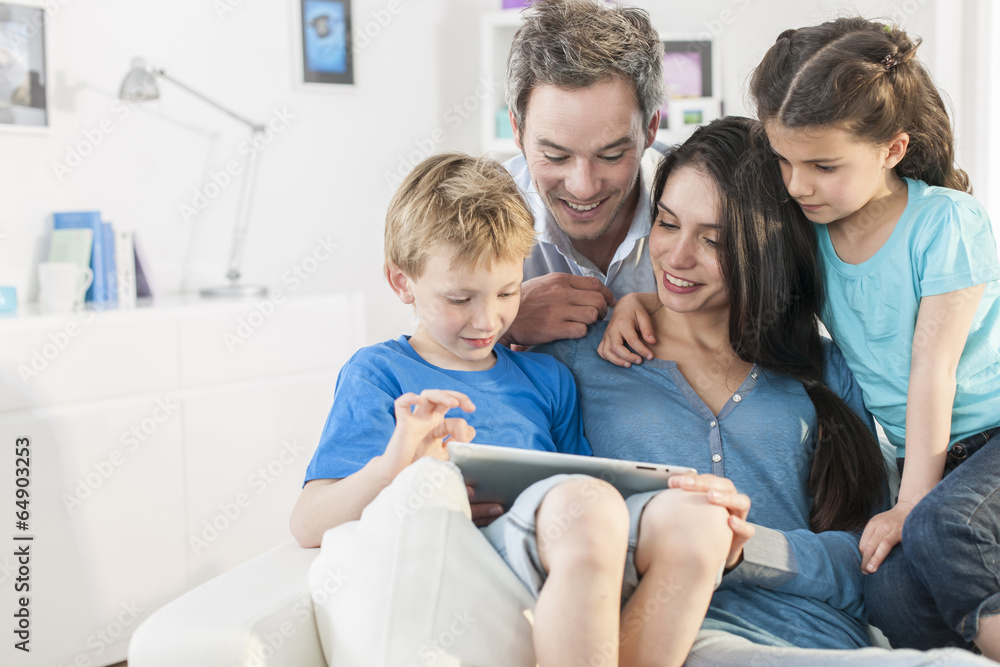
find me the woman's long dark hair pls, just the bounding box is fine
[650,117,886,532]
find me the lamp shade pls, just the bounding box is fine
[119,58,160,102]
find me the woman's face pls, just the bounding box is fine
[648,165,729,316]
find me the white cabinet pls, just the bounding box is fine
[0,294,364,667]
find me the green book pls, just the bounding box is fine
[49,228,94,269]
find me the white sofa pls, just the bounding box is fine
[128,539,327,667]
[128,459,539,667]
[128,454,901,667]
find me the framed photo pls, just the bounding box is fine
[0,1,48,130]
[657,38,719,137]
[667,97,723,137]
[299,0,354,85]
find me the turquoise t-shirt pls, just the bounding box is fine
[817,177,1000,454]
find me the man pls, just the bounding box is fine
[502,0,665,346]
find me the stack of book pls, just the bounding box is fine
[51,211,151,308]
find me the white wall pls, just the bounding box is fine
[0,0,994,346]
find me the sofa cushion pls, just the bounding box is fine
[309,458,537,666]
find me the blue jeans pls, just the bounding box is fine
[866,428,1000,650]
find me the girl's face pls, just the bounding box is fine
[765,122,902,227]
[648,165,728,315]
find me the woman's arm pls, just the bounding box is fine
[726,527,866,617]
[859,284,985,573]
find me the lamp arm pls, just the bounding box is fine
[223,130,263,286]
[155,69,265,133]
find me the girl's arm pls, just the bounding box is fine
[859,284,985,573]
[597,291,661,366]
[289,390,476,548]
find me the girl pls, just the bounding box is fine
[752,17,1000,657]
[605,17,1000,658]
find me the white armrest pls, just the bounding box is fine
[128,539,327,667]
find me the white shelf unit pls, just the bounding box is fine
[480,11,523,157]
[0,293,364,667]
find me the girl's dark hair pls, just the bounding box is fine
[650,117,886,532]
[749,17,970,193]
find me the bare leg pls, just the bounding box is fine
[620,489,732,667]
[533,477,630,666]
[974,614,1000,661]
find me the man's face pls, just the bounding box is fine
[514,78,657,244]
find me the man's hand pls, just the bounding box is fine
[859,503,911,573]
[503,273,615,347]
[670,473,754,569]
[597,292,660,367]
[382,390,476,478]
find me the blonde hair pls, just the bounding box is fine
[384,152,536,278]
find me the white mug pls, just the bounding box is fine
[38,262,93,313]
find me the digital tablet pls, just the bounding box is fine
[447,441,697,510]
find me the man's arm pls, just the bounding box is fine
[502,273,615,347]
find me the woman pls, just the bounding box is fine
[536,117,989,666]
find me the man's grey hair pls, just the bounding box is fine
[505,0,665,133]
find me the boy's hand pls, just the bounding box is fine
[503,274,615,346]
[859,503,911,573]
[383,390,476,477]
[597,292,660,367]
[670,473,754,569]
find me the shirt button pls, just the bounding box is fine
[712,454,722,463]
[710,420,717,428]
[751,372,758,380]
[733,394,742,403]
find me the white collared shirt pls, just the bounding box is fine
[504,153,656,299]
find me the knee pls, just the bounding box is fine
[902,495,963,567]
[637,490,731,572]
[536,477,629,571]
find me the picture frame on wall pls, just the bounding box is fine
[0,1,48,130]
[656,37,721,142]
[299,0,354,85]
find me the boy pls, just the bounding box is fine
[290,152,735,665]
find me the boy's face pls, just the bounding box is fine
[389,248,524,372]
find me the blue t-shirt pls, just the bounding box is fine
[305,336,591,481]
[539,323,875,650]
[817,178,1000,453]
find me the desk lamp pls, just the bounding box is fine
[119,57,268,298]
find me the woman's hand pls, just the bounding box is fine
[670,473,755,569]
[382,390,476,477]
[597,292,661,367]
[859,503,912,573]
